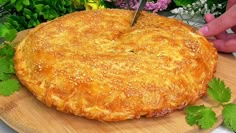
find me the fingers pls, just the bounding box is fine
[225,33,236,40]
[204,14,214,22]
[226,0,236,10]
[198,4,236,36]
[199,1,236,53]
[227,0,236,32]
[212,38,236,53]
[204,14,227,39]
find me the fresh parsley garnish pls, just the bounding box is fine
[185,105,217,129]
[0,43,20,96]
[0,43,15,58]
[0,24,17,42]
[222,103,236,131]
[208,78,231,103]
[185,77,236,131]
[0,79,20,96]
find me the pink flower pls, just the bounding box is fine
[113,0,172,13]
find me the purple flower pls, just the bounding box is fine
[113,0,172,13]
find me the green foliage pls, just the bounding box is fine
[0,57,14,80]
[0,0,114,42]
[206,0,227,7]
[0,42,15,58]
[173,0,197,6]
[173,0,227,7]
[0,0,82,41]
[0,43,19,96]
[0,44,15,80]
[2,0,79,30]
[222,104,236,131]
[0,23,17,41]
[208,78,231,103]
[0,79,20,96]
[185,77,236,132]
[185,105,217,129]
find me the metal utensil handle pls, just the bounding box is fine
[131,0,147,26]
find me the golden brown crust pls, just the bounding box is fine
[14,9,218,121]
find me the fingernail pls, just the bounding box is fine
[198,26,209,36]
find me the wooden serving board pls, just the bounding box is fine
[0,31,236,133]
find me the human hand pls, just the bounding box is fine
[198,0,236,53]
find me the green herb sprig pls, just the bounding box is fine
[185,77,236,131]
[0,43,20,96]
[0,0,82,42]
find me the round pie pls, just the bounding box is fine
[14,9,218,121]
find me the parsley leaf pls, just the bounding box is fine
[0,58,12,80]
[185,78,236,131]
[208,77,231,103]
[0,43,15,58]
[185,105,217,129]
[222,103,236,131]
[0,79,20,96]
[0,44,20,96]
[0,44,15,81]
[0,24,17,42]
[0,58,15,80]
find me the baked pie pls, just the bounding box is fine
[14,9,218,121]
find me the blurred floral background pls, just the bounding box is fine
[0,0,228,42]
